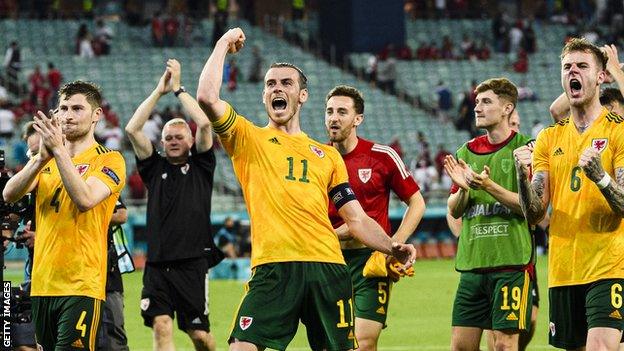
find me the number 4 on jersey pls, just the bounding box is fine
[50,187,62,213]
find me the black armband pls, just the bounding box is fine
[329,182,357,210]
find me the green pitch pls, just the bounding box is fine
[6,257,551,350]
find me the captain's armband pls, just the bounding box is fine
[329,183,357,210]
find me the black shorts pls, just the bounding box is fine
[141,258,210,332]
[532,265,540,308]
[549,279,624,349]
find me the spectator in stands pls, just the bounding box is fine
[76,23,89,54]
[509,21,524,56]
[100,118,123,150]
[460,34,474,59]
[0,84,8,104]
[28,65,46,104]
[125,59,221,351]
[456,92,477,137]
[248,45,264,83]
[522,21,537,54]
[365,53,377,82]
[411,155,438,194]
[434,0,447,18]
[214,217,238,258]
[142,113,162,145]
[127,167,147,201]
[531,119,544,139]
[428,40,440,59]
[292,0,305,20]
[376,52,397,94]
[416,42,429,60]
[434,144,451,178]
[389,135,404,159]
[517,80,538,101]
[477,39,491,60]
[415,131,431,162]
[151,12,164,47]
[47,62,62,108]
[182,16,195,47]
[227,58,239,91]
[164,13,179,47]
[79,35,95,58]
[513,49,529,73]
[440,36,455,59]
[94,19,114,55]
[0,101,15,140]
[435,80,453,121]
[211,0,229,46]
[3,41,21,95]
[491,11,507,52]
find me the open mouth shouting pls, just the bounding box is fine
[272,97,288,112]
[569,78,582,98]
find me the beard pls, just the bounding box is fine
[62,124,90,142]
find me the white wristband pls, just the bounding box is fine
[596,173,612,189]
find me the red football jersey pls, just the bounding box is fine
[328,138,420,234]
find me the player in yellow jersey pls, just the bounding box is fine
[515,38,624,350]
[196,27,417,351]
[3,81,126,351]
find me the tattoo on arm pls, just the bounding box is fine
[599,168,624,216]
[517,171,546,224]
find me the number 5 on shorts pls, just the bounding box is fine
[612,283,623,308]
[336,298,354,328]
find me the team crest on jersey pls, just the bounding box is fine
[501,159,512,174]
[140,298,150,311]
[239,316,253,330]
[309,145,325,158]
[181,163,190,175]
[75,164,89,176]
[592,138,608,153]
[358,168,372,183]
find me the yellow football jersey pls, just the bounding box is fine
[31,144,126,300]
[533,108,624,287]
[214,103,347,268]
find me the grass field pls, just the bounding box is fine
[6,257,552,350]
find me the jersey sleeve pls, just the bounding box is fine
[92,152,126,195]
[532,128,550,173]
[191,145,216,173]
[386,152,420,201]
[136,147,159,185]
[212,102,252,158]
[328,149,350,192]
[612,123,624,170]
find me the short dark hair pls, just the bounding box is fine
[22,121,36,140]
[475,77,518,106]
[561,37,607,70]
[269,62,308,89]
[600,87,624,106]
[326,85,365,114]
[59,81,103,110]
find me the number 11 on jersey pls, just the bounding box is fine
[285,157,310,183]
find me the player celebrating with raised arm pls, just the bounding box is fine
[196,28,417,351]
[446,78,534,351]
[3,81,126,350]
[515,38,624,351]
[125,59,221,351]
[325,85,425,351]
